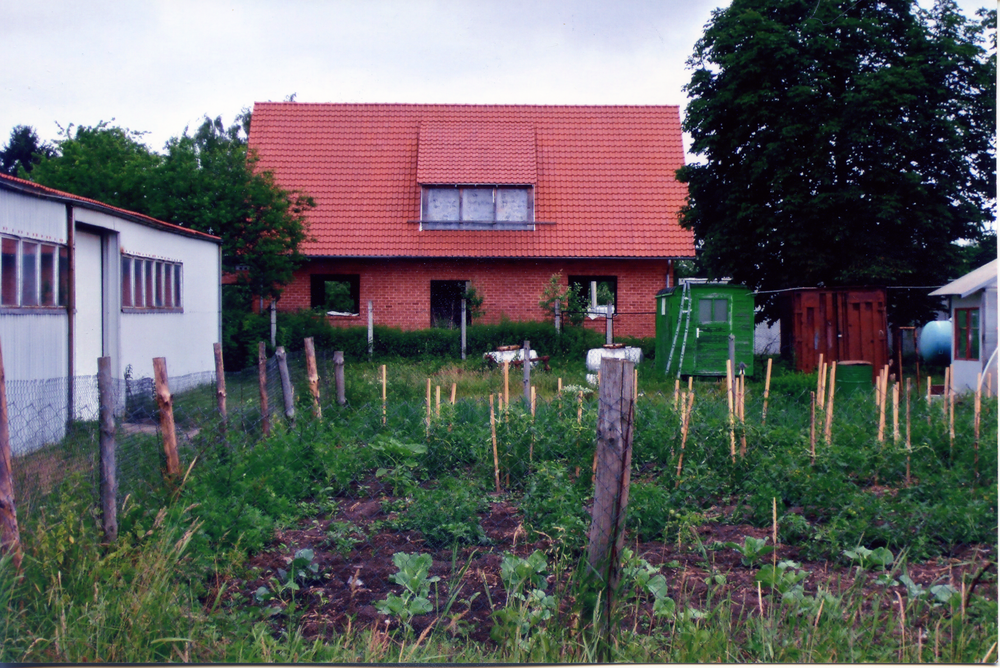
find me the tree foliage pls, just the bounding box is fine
[0,125,56,176]
[679,0,996,325]
[27,114,312,300]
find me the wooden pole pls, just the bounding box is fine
[530,386,536,417]
[503,359,510,409]
[739,371,747,457]
[426,378,432,431]
[153,357,181,478]
[213,342,227,426]
[554,298,561,335]
[726,359,736,462]
[905,378,912,485]
[892,382,900,443]
[275,347,295,423]
[436,385,441,417]
[673,378,680,410]
[334,351,346,407]
[258,342,270,437]
[577,390,583,424]
[605,304,613,345]
[367,299,374,358]
[304,337,321,419]
[877,367,887,444]
[522,340,531,407]
[948,367,955,451]
[489,394,500,493]
[675,391,694,488]
[634,368,638,402]
[816,354,826,408]
[927,375,933,427]
[974,373,981,478]
[0,338,22,569]
[762,357,773,424]
[98,356,118,543]
[824,362,836,443]
[587,357,636,611]
[460,298,467,361]
[810,391,817,465]
[450,382,457,404]
[380,363,386,424]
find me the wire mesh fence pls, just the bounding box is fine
[3,342,996,644]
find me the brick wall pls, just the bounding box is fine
[278,258,674,338]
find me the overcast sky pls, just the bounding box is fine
[0,0,991,163]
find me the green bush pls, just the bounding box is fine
[519,462,589,548]
[405,477,488,547]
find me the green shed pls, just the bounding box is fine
[655,281,755,377]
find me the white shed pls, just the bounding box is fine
[0,174,221,453]
[929,259,998,394]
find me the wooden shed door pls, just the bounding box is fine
[692,294,730,374]
[839,291,888,375]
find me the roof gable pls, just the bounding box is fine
[248,103,694,259]
[930,259,999,298]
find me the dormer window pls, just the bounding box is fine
[421,186,534,230]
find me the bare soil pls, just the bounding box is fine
[219,482,996,646]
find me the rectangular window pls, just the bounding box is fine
[955,308,980,360]
[1,237,17,306]
[21,241,37,306]
[422,186,534,229]
[310,274,360,315]
[121,256,133,307]
[698,298,729,324]
[122,253,182,311]
[58,246,68,307]
[39,244,55,306]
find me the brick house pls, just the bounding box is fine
[247,103,694,338]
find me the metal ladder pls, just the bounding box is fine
[664,280,693,378]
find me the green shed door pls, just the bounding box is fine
[692,295,731,374]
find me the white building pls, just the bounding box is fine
[929,259,998,394]
[0,173,221,453]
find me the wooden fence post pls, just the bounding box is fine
[587,357,636,625]
[334,351,346,406]
[367,300,374,358]
[275,346,295,423]
[554,298,561,335]
[461,299,467,360]
[98,356,117,543]
[258,342,271,437]
[605,305,613,345]
[304,337,321,419]
[0,338,22,569]
[153,357,180,479]
[213,342,227,427]
[522,340,531,406]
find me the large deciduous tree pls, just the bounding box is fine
[679,0,996,325]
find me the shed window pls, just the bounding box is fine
[0,235,67,309]
[421,186,533,229]
[122,253,182,311]
[310,274,360,315]
[699,298,729,324]
[955,308,979,360]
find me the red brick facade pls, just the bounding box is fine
[278,257,674,338]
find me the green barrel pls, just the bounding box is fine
[836,361,872,395]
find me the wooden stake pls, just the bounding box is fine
[98,357,118,543]
[213,342,227,426]
[426,378,432,432]
[892,382,900,443]
[877,369,887,443]
[436,385,441,417]
[634,367,639,401]
[450,382,457,404]
[489,395,500,493]
[810,391,817,465]
[380,364,387,425]
[688,376,693,394]
[258,342,270,437]
[0,337,22,569]
[905,378,912,486]
[772,497,778,546]
[927,375,933,426]
[153,357,180,478]
[558,377,563,393]
[334,351,346,407]
[974,373,981,478]
[762,357,773,424]
[503,359,510,408]
[726,359,736,462]
[824,362,836,443]
[675,391,694,488]
[275,347,295,423]
[530,386,536,417]
[948,372,955,452]
[304,337,321,419]
[817,356,826,408]
[578,391,583,424]
[673,379,680,410]
[739,372,747,457]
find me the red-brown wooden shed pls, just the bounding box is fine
[779,287,889,378]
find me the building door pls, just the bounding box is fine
[692,293,731,374]
[430,280,466,329]
[74,230,104,418]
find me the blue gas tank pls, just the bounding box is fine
[918,320,952,365]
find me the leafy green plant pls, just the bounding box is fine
[254,548,321,616]
[370,435,426,496]
[404,477,488,548]
[720,535,777,567]
[375,552,440,631]
[491,551,557,652]
[325,521,365,558]
[519,462,589,548]
[843,545,894,571]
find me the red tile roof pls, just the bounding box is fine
[248,103,694,259]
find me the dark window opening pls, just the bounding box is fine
[430,280,469,329]
[955,307,980,360]
[122,256,133,307]
[39,244,55,306]
[310,274,360,315]
[1,237,17,306]
[698,297,729,324]
[568,275,617,315]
